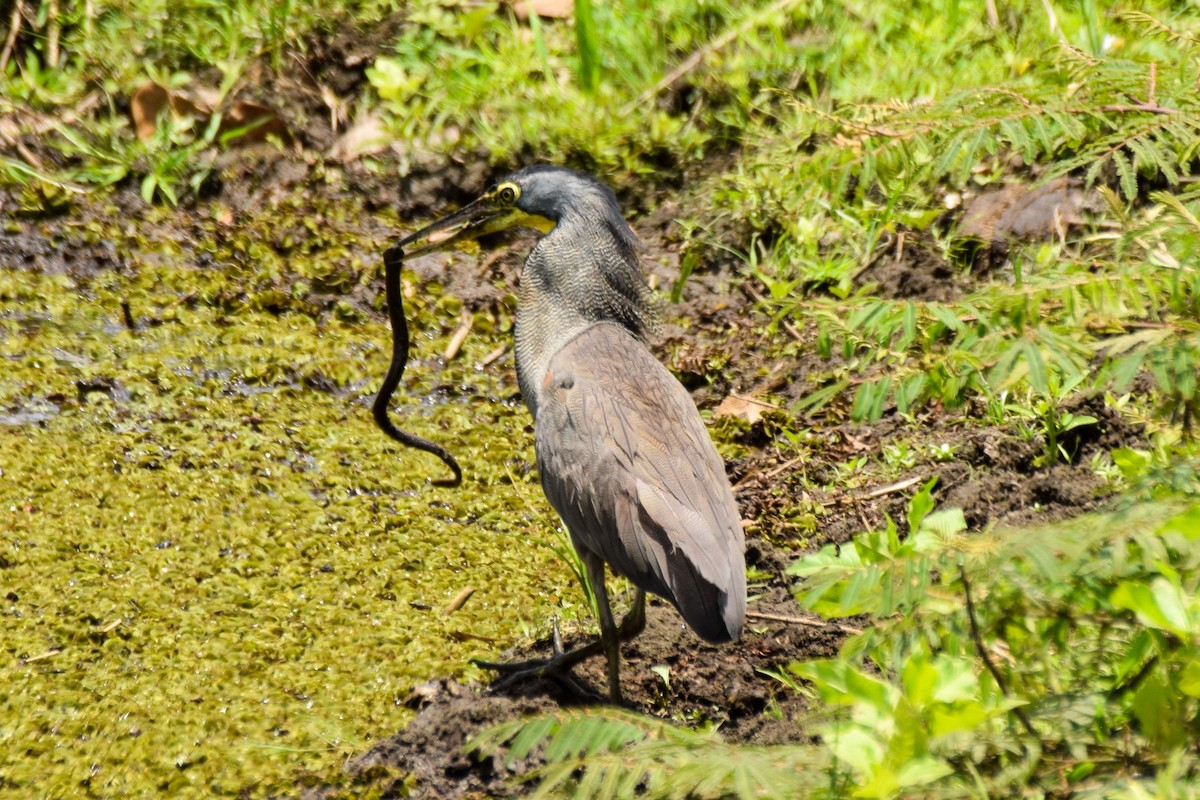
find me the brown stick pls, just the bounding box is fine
[960,563,1038,738]
[1099,103,1176,116]
[985,0,1000,28]
[863,475,925,499]
[46,0,59,67]
[633,0,803,108]
[746,610,863,635]
[480,344,508,367]
[733,455,805,489]
[444,309,473,361]
[0,0,24,73]
[23,647,62,663]
[443,586,476,615]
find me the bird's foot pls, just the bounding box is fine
[472,623,608,702]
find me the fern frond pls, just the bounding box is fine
[1118,10,1200,47]
[467,708,828,800]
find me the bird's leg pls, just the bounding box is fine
[585,553,623,704]
[620,589,646,639]
[472,567,647,704]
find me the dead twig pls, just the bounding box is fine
[1038,0,1059,35]
[741,283,804,342]
[480,344,508,367]
[632,0,803,109]
[863,475,925,499]
[960,563,1038,738]
[14,138,43,169]
[1099,102,1177,116]
[443,586,476,615]
[23,647,62,664]
[746,610,863,636]
[476,248,507,278]
[733,454,805,489]
[443,309,473,361]
[0,0,24,73]
[46,0,59,67]
[446,630,511,645]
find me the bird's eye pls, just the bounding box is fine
[497,185,517,204]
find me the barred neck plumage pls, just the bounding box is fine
[514,209,654,418]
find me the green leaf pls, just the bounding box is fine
[894,373,928,414]
[928,303,966,333]
[918,508,967,539]
[795,659,899,713]
[141,173,158,204]
[893,756,954,789]
[906,477,939,534]
[1178,657,1200,698]
[1111,578,1192,638]
[1111,447,1152,480]
[1113,150,1138,201]
[821,724,884,775]
[1059,413,1098,433]
[1158,504,1200,540]
[796,379,851,413]
[1150,577,1194,635]
[901,301,918,348]
[930,655,979,704]
[1113,629,1155,688]
[1132,670,1189,750]
[574,0,601,93]
[507,716,556,762]
[1022,339,1050,395]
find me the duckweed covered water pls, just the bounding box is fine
[0,213,576,796]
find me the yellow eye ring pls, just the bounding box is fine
[497,185,517,204]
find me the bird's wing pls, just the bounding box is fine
[534,323,745,642]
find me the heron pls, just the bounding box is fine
[395,165,746,703]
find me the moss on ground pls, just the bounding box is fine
[0,205,578,797]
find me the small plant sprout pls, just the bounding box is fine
[927,442,958,462]
[1032,374,1100,467]
[883,442,917,470]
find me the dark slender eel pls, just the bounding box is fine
[372,244,463,487]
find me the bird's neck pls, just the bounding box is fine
[514,218,651,418]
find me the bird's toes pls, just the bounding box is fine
[470,656,545,673]
[483,662,599,701]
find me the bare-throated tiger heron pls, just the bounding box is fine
[395,165,746,703]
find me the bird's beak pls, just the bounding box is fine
[397,198,532,257]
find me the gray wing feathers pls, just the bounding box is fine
[535,324,746,642]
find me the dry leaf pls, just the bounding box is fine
[512,0,573,20]
[130,82,208,140]
[959,177,1100,243]
[329,114,389,162]
[130,82,170,140]
[217,101,291,146]
[169,94,205,119]
[714,393,778,424]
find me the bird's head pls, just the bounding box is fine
[397,165,636,258]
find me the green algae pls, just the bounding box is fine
[0,208,579,796]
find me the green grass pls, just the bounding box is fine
[0,202,584,795]
[3,0,1200,796]
[476,494,1200,798]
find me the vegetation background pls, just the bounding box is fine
[1,0,1199,797]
